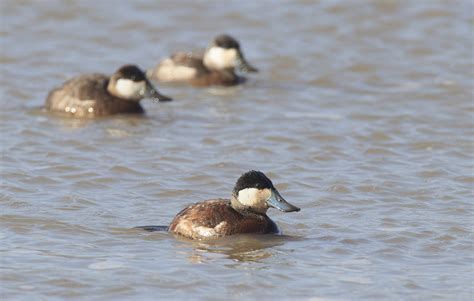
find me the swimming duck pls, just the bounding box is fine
[45,64,172,117]
[166,170,300,240]
[147,34,258,87]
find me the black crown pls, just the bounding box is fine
[215,34,240,50]
[233,170,274,196]
[116,65,146,82]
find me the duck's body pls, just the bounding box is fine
[163,171,300,240]
[148,34,257,87]
[46,74,144,117]
[152,52,240,86]
[45,65,171,118]
[168,199,278,240]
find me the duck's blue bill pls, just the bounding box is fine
[237,49,258,73]
[267,189,300,212]
[145,80,172,102]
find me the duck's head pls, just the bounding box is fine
[231,170,300,214]
[203,34,258,73]
[108,65,172,102]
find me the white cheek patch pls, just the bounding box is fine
[115,79,146,99]
[224,48,238,67]
[204,47,238,70]
[238,188,271,209]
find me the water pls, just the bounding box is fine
[1,0,473,300]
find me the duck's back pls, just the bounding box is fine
[45,74,143,117]
[168,199,278,239]
[151,52,205,82]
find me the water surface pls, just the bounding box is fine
[1,1,473,300]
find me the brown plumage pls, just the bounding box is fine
[45,65,172,118]
[172,51,241,86]
[148,34,257,87]
[149,51,241,87]
[190,69,241,87]
[169,52,208,74]
[168,199,278,240]
[45,74,144,117]
[164,171,300,240]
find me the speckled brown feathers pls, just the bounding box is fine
[45,74,143,117]
[168,199,278,240]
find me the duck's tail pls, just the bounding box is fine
[134,225,169,232]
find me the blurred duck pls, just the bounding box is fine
[148,34,258,87]
[45,65,172,117]
[138,171,300,240]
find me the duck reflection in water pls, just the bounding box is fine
[184,234,303,263]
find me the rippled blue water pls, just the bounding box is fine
[1,1,473,300]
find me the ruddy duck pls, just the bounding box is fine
[45,65,172,117]
[147,34,258,87]
[166,170,300,240]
